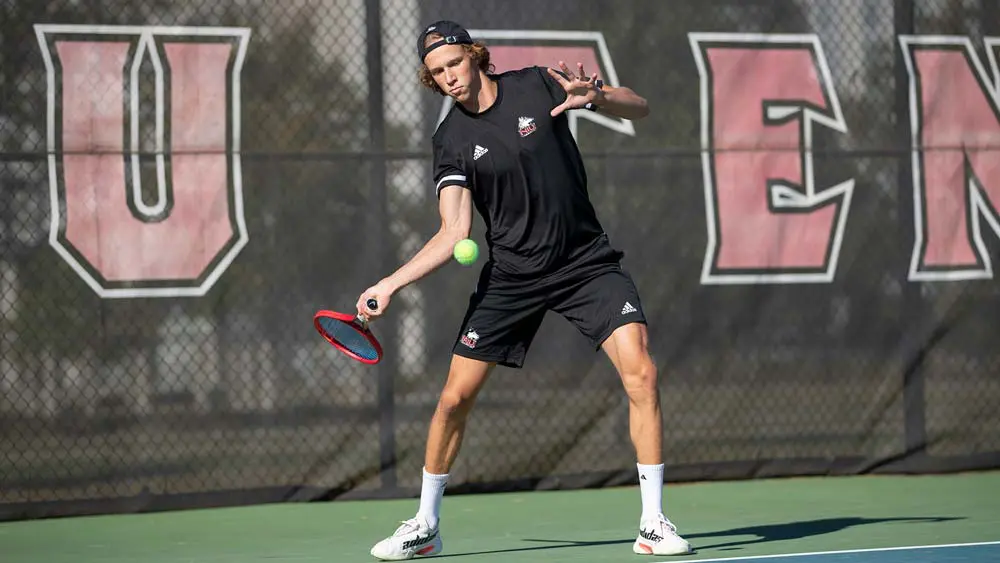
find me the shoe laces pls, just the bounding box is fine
[647,514,678,535]
[392,518,423,537]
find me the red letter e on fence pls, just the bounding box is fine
[901,36,1000,281]
[690,33,854,285]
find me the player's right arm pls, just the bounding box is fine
[356,184,473,318]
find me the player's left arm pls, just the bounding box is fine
[546,61,649,121]
[589,82,649,120]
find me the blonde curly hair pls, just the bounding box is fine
[418,32,495,95]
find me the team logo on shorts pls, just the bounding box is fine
[518,116,537,137]
[460,328,480,348]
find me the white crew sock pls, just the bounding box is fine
[637,463,665,522]
[415,467,449,529]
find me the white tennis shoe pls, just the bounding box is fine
[370,516,442,560]
[633,513,693,556]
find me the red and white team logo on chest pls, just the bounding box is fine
[518,116,537,137]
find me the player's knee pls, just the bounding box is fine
[436,388,476,420]
[621,360,658,405]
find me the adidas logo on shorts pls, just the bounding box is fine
[621,301,638,315]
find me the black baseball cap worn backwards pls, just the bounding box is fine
[418,20,474,62]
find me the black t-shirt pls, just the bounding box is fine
[432,66,620,281]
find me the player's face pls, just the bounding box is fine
[424,45,478,103]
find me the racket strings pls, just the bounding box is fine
[318,317,379,361]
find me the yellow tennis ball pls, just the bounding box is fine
[453,238,479,265]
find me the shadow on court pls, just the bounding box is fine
[685,516,964,551]
[432,516,964,558]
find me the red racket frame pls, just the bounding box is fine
[313,310,383,365]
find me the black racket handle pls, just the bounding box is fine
[366,298,378,311]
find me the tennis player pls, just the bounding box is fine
[356,20,692,559]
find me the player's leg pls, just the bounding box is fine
[602,321,661,467]
[425,355,496,474]
[371,278,546,561]
[600,322,688,555]
[551,268,692,556]
[370,354,494,561]
[419,354,496,521]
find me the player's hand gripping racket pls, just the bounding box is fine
[313,298,383,365]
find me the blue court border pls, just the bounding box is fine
[659,541,1000,563]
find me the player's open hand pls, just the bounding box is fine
[547,61,604,117]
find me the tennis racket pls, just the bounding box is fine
[313,298,383,365]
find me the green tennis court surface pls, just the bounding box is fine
[3,472,998,563]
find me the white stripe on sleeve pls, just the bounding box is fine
[435,174,467,193]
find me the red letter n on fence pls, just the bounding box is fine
[901,36,1000,281]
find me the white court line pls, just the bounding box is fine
[657,540,1000,563]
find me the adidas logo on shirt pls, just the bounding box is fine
[621,301,638,315]
[473,145,488,160]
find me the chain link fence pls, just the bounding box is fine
[1,0,998,520]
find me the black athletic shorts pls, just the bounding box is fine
[451,237,647,369]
